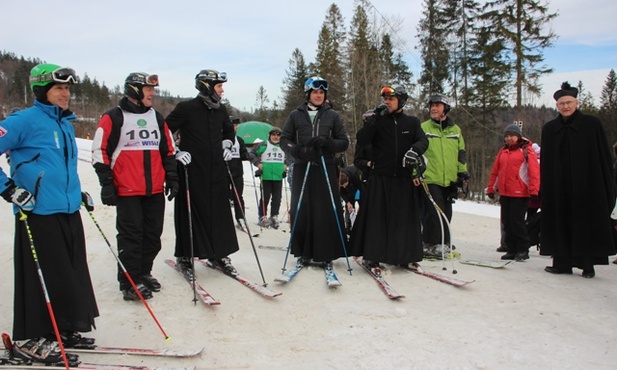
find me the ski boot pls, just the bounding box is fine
[51,331,96,350]
[258,216,270,228]
[269,215,280,230]
[12,337,80,366]
[176,257,195,280]
[210,257,238,276]
[122,283,153,301]
[362,259,382,276]
[142,274,162,292]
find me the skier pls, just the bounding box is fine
[253,127,288,229]
[0,63,98,363]
[92,72,179,300]
[540,82,616,278]
[280,76,349,269]
[486,124,540,261]
[350,85,428,272]
[420,94,469,258]
[228,116,251,230]
[166,69,240,277]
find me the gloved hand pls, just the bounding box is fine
[290,144,319,163]
[374,103,388,116]
[81,192,94,212]
[458,172,470,181]
[1,181,36,211]
[487,193,495,200]
[403,148,425,179]
[101,183,118,206]
[307,136,334,151]
[222,139,233,161]
[530,194,540,202]
[255,169,262,177]
[282,170,287,178]
[165,173,180,201]
[175,151,192,166]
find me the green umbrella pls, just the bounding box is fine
[236,121,275,145]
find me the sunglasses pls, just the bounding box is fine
[307,79,328,91]
[30,67,80,85]
[380,86,395,96]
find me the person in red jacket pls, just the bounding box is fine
[486,124,540,261]
[92,72,179,301]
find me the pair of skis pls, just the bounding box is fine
[1,333,200,370]
[274,261,341,288]
[165,259,282,306]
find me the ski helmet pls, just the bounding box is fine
[229,116,241,124]
[381,85,409,111]
[124,72,159,100]
[29,63,79,101]
[427,93,451,114]
[269,127,282,136]
[304,76,328,100]
[195,69,227,96]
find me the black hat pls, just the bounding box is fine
[503,124,522,138]
[553,82,578,101]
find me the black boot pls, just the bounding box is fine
[142,274,161,292]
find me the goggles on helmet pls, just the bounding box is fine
[307,79,328,91]
[29,67,80,85]
[196,70,227,83]
[381,86,396,96]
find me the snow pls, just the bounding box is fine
[1,138,616,369]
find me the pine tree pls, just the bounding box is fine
[314,4,347,112]
[483,0,557,113]
[599,69,617,145]
[281,48,309,115]
[417,0,452,98]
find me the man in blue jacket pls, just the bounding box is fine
[0,63,99,364]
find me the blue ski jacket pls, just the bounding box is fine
[0,101,82,215]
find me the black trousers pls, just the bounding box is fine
[259,180,282,218]
[422,184,453,245]
[229,175,245,221]
[116,194,165,290]
[500,196,530,254]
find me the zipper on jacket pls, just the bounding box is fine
[393,116,398,176]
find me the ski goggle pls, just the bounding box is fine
[381,86,396,96]
[29,67,80,85]
[144,74,159,85]
[307,79,329,91]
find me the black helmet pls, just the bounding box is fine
[195,69,227,96]
[229,116,241,124]
[124,72,159,100]
[427,93,451,114]
[381,85,409,110]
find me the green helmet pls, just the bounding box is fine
[29,63,79,91]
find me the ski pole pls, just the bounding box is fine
[420,178,457,274]
[225,162,267,286]
[318,155,352,275]
[283,175,290,224]
[18,210,71,370]
[84,207,171,339]
[259,171,268,228]
[249,164,263,233]
[281,163,311,273]
[182,164,198,305]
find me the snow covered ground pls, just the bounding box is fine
[1,138,616,369]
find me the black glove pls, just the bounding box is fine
[457,172,470,182]
[402,148,424,178]
[282,170,287,178]
[487,193,495,200]
[291,144,320,163]
[1,180,36,211]
[81,192,94,212]
[255,169,262,177]
[307,136,334,153]
[374,104,388,116]
[101,183,118,206]
[165,173,180,201]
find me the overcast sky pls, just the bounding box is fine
[2,0,616,112]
